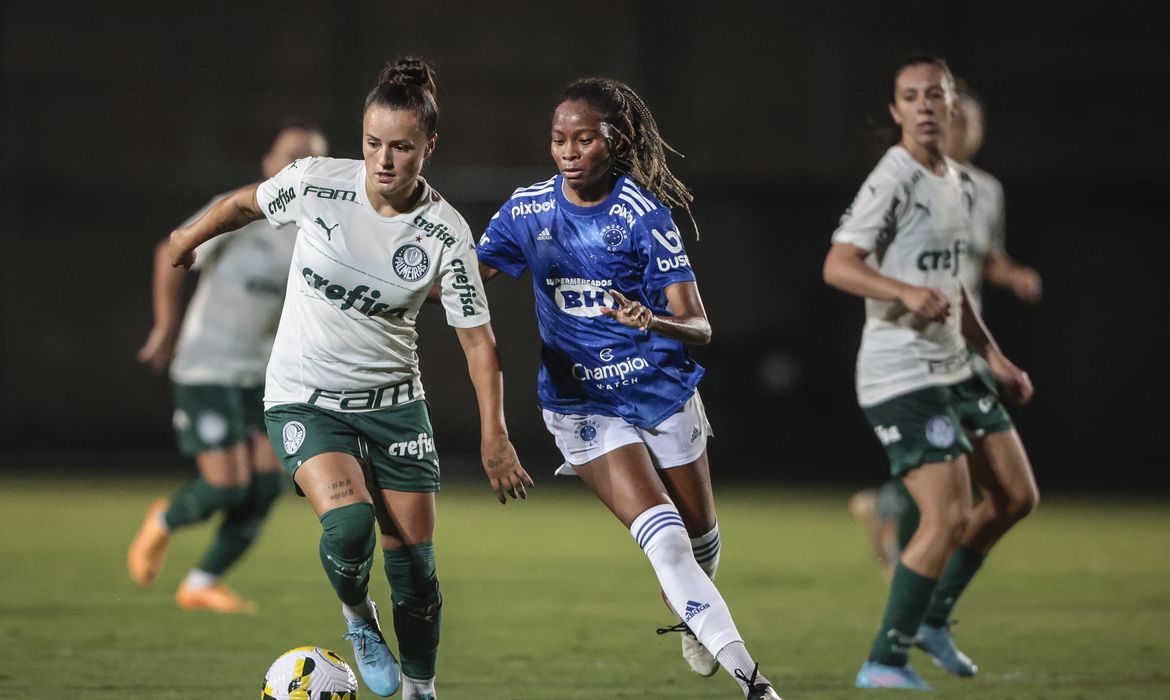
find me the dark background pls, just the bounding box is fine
[3,2,1166,491]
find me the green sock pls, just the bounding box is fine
[384,543,441,680]
[197,471,283,576]
[894,481,920,552]
[922,545,985,628]
[164,478,248,530]
[319,503,376,607]
[870,562,938,666]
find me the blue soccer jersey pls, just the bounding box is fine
[477,174,703,429]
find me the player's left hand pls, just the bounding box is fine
[601,290,655,331]
[987,350,1035,405]
[168,229,197,269]
[1011,267,1043,304]
[480,435,533,504]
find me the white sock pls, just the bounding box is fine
[716,640,769,696]
[691,522,721,580]
[631,504,742,659]
[402,674,435,699]
[342,596,375,624]
[183,569,217,590]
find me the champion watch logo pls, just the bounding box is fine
[683,599,710,621]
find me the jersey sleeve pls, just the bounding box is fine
[475,205,528,278]
[256,158,311,228]
[438,228,492,328]
[640,209,697,290]
[831,174,901,252]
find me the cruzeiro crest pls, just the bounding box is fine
[392,244,430,281]
[600,224,627,251]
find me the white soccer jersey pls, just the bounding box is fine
[954,162,1006,305]
[256,157,490,411]
[170,195,296,386]
[832,146,976,407]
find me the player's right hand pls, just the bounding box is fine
[899,286,950,323]
[136,326,177,374]
[168,229,196,269]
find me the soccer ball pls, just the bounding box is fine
[261,646,359,700]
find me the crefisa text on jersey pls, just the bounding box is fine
[411,214,457,248]
[267,187,296,215]
[449,258,480,316]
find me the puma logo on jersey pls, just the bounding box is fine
[315,218,339,240]
[301,266,404,317]
[914,201,931,215]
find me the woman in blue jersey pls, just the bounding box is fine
[823,56,1038,690]
[477,77,780,700]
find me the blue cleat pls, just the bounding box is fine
[916,623,978,677]
[855,660,933,690]
[343,601,402,696]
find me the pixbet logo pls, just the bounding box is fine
[608,203,636,228]
[510,199,555,218]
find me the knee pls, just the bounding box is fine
[320,502,376,561]
[1003,484,1039,523]
[219,484,250,511]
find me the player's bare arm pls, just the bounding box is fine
[602,283,712,345]
[959,283,1034,404]
[824,242,949,322]
[454,322,533,504]
[169,184,265,269]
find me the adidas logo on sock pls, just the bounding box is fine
[684,599,710,621]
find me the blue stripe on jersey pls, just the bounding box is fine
[477,174,703,429]
[636,512,687,550]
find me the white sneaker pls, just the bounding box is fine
[657,619,720,677]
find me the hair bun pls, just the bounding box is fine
[379,57,437,96]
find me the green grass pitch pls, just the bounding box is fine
[1,473,1167,698]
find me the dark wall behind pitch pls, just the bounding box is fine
[2,2,1166,490]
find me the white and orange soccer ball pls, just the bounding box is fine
[261,646,359,700]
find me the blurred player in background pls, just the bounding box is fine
[849,79,1042,576]
[129,121,329,612]
[166,57,530,700]
[476,77,781,700]
[823,56,1039,689]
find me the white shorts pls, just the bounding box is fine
[542,392,713,476]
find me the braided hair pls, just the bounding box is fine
[559,78,698,237]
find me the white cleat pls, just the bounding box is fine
[657,619,720,677]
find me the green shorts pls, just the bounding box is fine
[172,383,265,456]
[264,399,440,494]
[862,376,1014,476]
